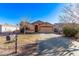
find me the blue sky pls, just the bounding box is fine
[0,3,65,24]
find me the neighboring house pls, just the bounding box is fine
[0,24,19,33]
[32,20,53,33]
[53,23,65,33]
[53,23,78,34]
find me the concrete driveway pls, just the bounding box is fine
[37,33,79,56]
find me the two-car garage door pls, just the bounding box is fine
[39,26,53,32]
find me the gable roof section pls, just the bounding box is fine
[32,20,44,25]
[32,20,53,26]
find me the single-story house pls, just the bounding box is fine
[0,24,19,33]
[20,20,53,33]
[32,20,53,33]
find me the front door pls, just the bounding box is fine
[35,25,38,32]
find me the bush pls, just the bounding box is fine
[75,33,79,39]
[63,27,78,37]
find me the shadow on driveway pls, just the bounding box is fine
[37,36,74,56]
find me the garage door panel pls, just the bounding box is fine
[39,27,53,32]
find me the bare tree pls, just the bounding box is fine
[20,18,29,34]
[58,4,79,29]
[59,4,79,24]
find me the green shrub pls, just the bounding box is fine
[63,27,78,37]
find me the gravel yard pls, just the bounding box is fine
[0,33,79,56]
